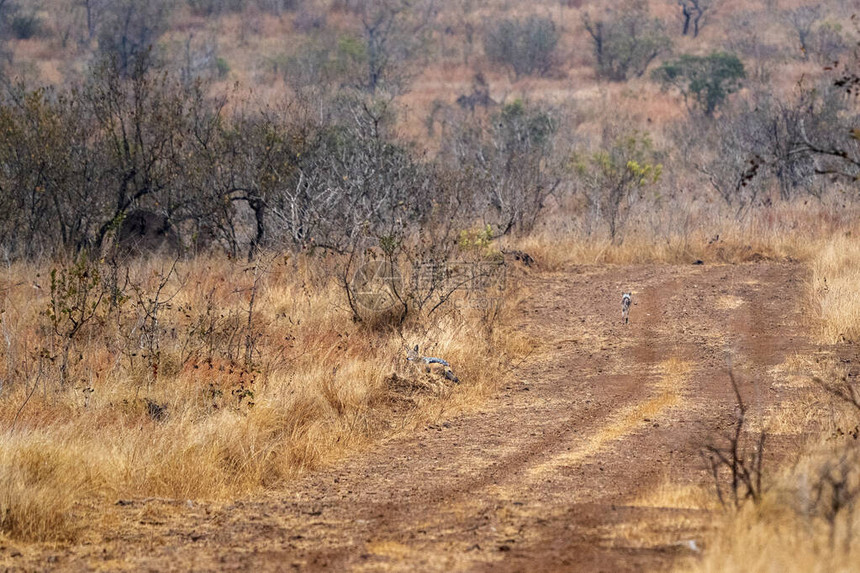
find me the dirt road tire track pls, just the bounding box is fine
[4,262,814,572]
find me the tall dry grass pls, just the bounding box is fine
[513,201,855,269]
[811,234,860,344]
[0,252,526,541]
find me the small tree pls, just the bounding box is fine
[702,371,767,509]
[443,98,561,236]
[583,2,671,81]
[573,130,662,243]
[782,9,846,64]
[671,108,767,219]
[354,0,423,94]
[484,16,559,79]
[653,51,745,116]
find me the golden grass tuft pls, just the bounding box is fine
[0,432,92,541]
[685,444,860,573]
[631,482,718,512]
[810,234,860,344]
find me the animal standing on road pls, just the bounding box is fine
[621,292,632,324]
[406,345,459,383]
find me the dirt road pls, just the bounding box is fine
[6,262,813,571]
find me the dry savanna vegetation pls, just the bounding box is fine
[0,0,858,569]
[0,250,525,542]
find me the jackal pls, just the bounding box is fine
[621,292,632,324]
[406,345,459,383]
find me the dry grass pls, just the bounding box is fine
[0,0,856,554]
[811,234,860,344]
[0,253,524,542]
[0,433,90,541]
[510,201,858,270]
[632,482,718,512]
[685,437,860,573]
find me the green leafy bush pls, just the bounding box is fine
[653,52,745,115]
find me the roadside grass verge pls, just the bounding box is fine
[811,234,860,344]
[513,203,854,269]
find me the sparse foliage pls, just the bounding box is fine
[126,257,182,385]
[484,16,559,79]
[442,98,561,237]
[725,11,779,84]
[356,0,421,94]
[45,253,105,386]
[572,129,662,243]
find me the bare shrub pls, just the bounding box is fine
[353,0,424,94]
[782,7,846,64]
[805,446,860,551]
[809,21,847,65]
[440,98,561,237]
[45,253,105,387]
[726,11,780,84]
[176,32,223,86]
[483,16,559,79]
[702,371,767,508]
[672,79,856,219]
[783,6,822,60]
[95,1,172,76]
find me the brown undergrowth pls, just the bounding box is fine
[0,252,528,541]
